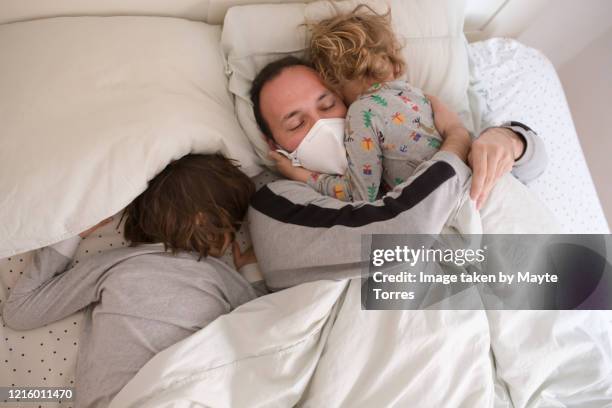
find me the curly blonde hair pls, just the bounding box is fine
[308,4,405,91]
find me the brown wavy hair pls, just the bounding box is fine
[121,154,255,259]
[308,4,405,92]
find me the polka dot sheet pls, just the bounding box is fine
[0,40,608,406]
[0,219,136,407]
[468,38,610,233]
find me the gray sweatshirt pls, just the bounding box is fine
[3,238,258,408]
[249,151,473,291]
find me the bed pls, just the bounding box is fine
[0,1,610,407]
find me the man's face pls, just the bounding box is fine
[259,65,347,152]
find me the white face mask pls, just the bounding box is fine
[276,118,348,175]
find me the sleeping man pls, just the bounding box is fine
[247,55,555,291]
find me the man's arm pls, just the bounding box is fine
[249,150,472,291]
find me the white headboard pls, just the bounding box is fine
[0,0,308,25]
[1,0,521,40]
[1,0,478,27]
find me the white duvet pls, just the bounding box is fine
[108,34,611,403]
[110,288,612,407]
[109,175,612,408]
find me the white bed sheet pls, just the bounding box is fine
[468,38,610,233]
[0,39,609,406]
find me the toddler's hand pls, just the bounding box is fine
[232,242,257,270]
[79,217,113,238]
[268,151,313,183]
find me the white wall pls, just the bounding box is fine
[465,0,551,42]
[517,0,612,67]
[556,27,612,224]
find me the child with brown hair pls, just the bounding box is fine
[3,154,262,407]
[305,5,445,202]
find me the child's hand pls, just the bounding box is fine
[79,217,113,238]
[268,151,313,183]
[232,242,257,270]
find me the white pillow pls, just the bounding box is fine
[0,16,261,258]
[221,0,470,166]
[0,0,314,25]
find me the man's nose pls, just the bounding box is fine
[310,109,325,121]
[302,111,324,134]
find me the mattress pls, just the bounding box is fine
[0,38,608,407]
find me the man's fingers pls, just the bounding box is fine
[470,149,487,200]
[477,178,494,210]
[477,171,495,210]
[477,167,494,210]
[477,154,506,210]
[495,158,510,180]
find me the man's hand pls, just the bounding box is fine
[79,217,113,238]
[232,242,257,270]
[469,127,525,209]
[268,150,314,183]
